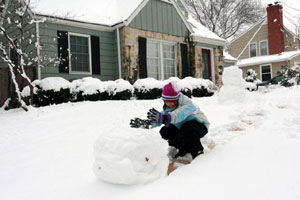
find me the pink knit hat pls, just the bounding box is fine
[162,82,180,102]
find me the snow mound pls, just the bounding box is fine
[38,77,71,91]
[218,66,247,103]
[71,77,106,95]
[93,127,169,185]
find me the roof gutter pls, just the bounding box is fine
[237,53,300,67]
[192,35,226,47]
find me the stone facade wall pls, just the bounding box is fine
[122,26,224,86]
[214,47,224,86]
[122,27,186,81]
[194,46,203,78]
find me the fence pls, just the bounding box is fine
[0,66,35,107]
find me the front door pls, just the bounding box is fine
[202,49,211,80]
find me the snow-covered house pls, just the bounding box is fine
[0,0,226,86]
[227,2,300,81]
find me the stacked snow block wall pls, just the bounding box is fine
[21,77,216,107]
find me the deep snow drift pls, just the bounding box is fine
[1,85,300,199]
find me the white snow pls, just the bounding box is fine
[31,0,144,26]
[188,15,226,45]
[71,77,106,95]
[1,74,300,199]
[218,66,247,103]
[224,51,238,61]
[237,50,300,67]
[93,127,169,184]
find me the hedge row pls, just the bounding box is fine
[22,77,215,107]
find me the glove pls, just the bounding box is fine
[147,108,171,126]
[130,118,152,129]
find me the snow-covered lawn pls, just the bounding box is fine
[1,86,300,200]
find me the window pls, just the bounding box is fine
[69,33,91,74]
[261,64,272,81]
[260,40,268,56]
[249,43,257,57]
[147,39,176,80]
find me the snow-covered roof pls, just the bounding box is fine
[187,15,226,46]
[224,51,237,62]
[31,0,144,26]
[237,50,300,67]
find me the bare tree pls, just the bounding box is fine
[0,0,43,110]
[184,0,264,39]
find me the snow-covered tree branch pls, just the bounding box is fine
[0,0,35,111]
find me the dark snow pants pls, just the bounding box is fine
[159,120,208,158]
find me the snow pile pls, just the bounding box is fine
[21,78,71,97]
[71,77,106,95]
[104,79,134,95]
[93,127,169,185]
[133,78,164,91]
[37,77,72,91]
[134,77,214,92]
[218,66,247,103]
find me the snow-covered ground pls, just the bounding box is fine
[1,84,300,200]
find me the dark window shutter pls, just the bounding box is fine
[57,31,69,73]
[181,43,189,78]
[91,36,100,75]
[138,37,147,78]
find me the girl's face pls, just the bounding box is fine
[165,101,178,109]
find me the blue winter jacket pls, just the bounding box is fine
[160,93,210,129]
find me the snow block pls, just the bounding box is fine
[93,127,169,185]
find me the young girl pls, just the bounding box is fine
[147,82,210,159]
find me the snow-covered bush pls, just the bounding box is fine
[105,79,134,100]
[71,77,109,101]
[93,127,169,185]
[280,65,300,86]
[245,69,257,82]
[22,77,73,107]
[133,78,164,100]
[133,77,215,100]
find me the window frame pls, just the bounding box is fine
[68,32,92,75]
[249,42,257,58]
[260,64,272,81]
[259,40,268,56]
[146,38,177,80]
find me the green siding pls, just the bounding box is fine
[129,0,189,37]
[39,23,118,81]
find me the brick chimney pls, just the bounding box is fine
[267,3,284,55]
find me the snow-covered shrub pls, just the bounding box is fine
[22,77,73,107]
[71,77,109,101]
[245,82,257,91]
[105,79,134,100]
[93,127,169,185]
[133,78,164,100]
[280,65,300,86]
[133,77,215,100]
[245,69,257,82]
